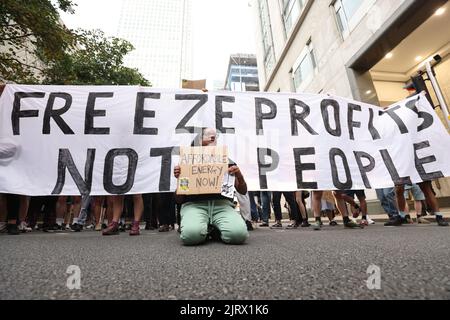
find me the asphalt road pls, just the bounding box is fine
[0,224,449,300]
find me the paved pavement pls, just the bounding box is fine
[1,222,449,300]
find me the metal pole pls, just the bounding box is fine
[426,61,450,130]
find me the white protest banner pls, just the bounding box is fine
[0,84,449,196]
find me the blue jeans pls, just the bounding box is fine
[248,191,271,223]
[376,188,397,218]
[76,195,91,225]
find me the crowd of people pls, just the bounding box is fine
[1,128,448,244]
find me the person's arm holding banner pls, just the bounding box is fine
[228,165,247,195]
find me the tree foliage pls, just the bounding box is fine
[0,1,150,86]
[44,29,150,86]
[0,0,76,83]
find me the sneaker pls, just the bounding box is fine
[417,216,430,224]
[313,221,321,231]
[301,221,311,228]
[270,222,283,229]
[359,219,369,227]
[18,221,32,233]
[95,223,102,231]
[285,222,300,229]
[345,220,363,229]
[102,222,119,235]
[70,223,83,232]
[129,221,140,236]
[102,223,107,229]
[245,220,254,231]
[118,223,126,232]
[259,222,269,227]
[7,223,20,235]
[384,216,402,227]
[436,216,449,227]
[85,223,95,230]
[366,216,375,225]
[329,220,338,226]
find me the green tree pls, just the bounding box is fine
[0,0,76,83]
[44,29,150,86]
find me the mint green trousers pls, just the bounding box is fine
[180,200,249,246]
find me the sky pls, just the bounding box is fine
[60,0,257,87]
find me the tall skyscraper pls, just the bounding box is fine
[116,0,193,88]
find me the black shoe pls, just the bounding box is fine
[7,224,20,235]
[207,225,221,241]
[245,220,254,231]
[118,223,126,232]
[145,223,156,230]
[401,215,413,224]
[329,220,338,226]
[259,222,269,227]
[43,223,62,232]
[70,223,83,232]
[384,216,402,227]
[301,221,311,228]
[270,222,283,229]
[436,216,449,227]
[125,223,131,231]
[102,223,107,229]
[285,222,300,229]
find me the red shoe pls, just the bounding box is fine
[129,221,140,236]
[102,221,119,235]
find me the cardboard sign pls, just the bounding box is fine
[181,79,206,90]
[177,146,228,195]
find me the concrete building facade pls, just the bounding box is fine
[224,54,260,92]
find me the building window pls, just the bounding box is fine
[281,0,306,35]
[292,41,317,91]
[333,0,375,38]
[258,0,276,76]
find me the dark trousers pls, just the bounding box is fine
[5,194,20,221]
[27,196,57,227]
[143,193,159,227]
[158,193,176,226]
[272,192,301,222]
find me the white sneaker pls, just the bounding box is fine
[18,221,32,233]
[366,216,375,225]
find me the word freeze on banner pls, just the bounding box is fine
[0,84,449,196]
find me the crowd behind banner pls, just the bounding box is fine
[0,85,449,236]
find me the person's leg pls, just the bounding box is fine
[102,195,124,235]
[271,192,282,226]
[93,196,104,230]
[248,191,259,222]
[55,196,67,227]
[284,192,302,228]
[158,193,175,232]
[130,194,144,235]
[332,191,361,228]
[312,191,323,230]
[0,194,6,232]
[179,201,209,245]
[212,200,248,245]
[5,194,20,234]
[394,185,407,218]
[236,192,253,231]
[295,191,309,226]
[418,181,448,226]
[259,191,271,226]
